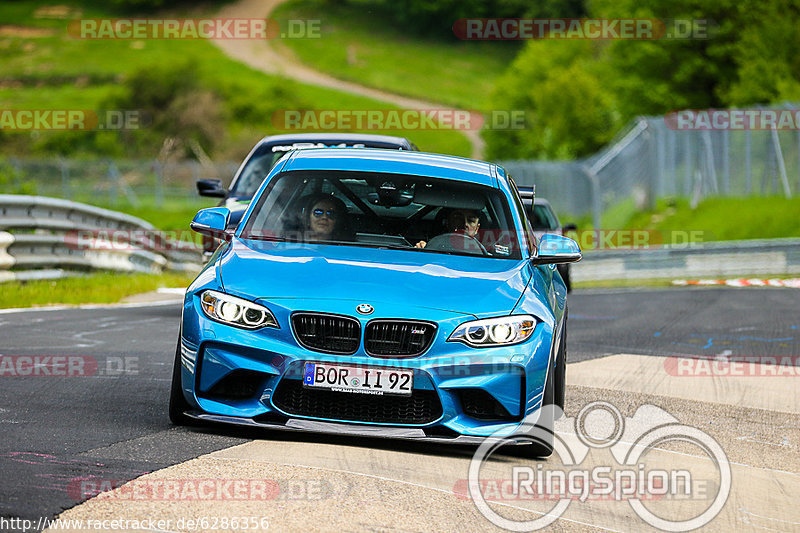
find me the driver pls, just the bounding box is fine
[302,194,355,242]
[415,208,481,248]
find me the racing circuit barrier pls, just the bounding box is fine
[0,195,204,282]
[573,237,800,282]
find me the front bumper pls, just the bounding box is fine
[179,295,556,439]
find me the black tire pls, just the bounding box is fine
[554,317,567,413]
[558,264,572,292]
[169,340,193,426]
[519,359,555,458]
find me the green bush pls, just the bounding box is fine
[484,40,620,159]
[107,61,226,158]
[343,0,586,36]
[0,158,37,195]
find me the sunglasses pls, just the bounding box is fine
[312,208,337,219]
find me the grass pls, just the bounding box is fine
[621,197,800,242]
[271,0,519,110]
[79,197,213,231]
[573,273,800,289]
[572,278,675,289]
[0,0,472,159]
[0,271,195,308]
[556,196,800,251]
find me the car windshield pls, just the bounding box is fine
[241,170,523,259]
[230,142,404,200]
[531,204,559,231]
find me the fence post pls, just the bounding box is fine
[153,160,164,208]
[771,129,792,198]
[721,130,730,195]
[581,164,602,248]
[10,157,21,192]
[701,130,719,195]
[745,129,752,195]
[641,120,656,210]
[60,158,70,199]
[107,160,117,205]
[684,130,692,196]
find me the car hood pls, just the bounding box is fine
[217,238,532,317]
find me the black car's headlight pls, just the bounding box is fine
[200,290,278,329]
[449,315,536,347]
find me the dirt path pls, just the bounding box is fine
[210,0,484,159]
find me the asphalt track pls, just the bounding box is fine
[0,287,797,532]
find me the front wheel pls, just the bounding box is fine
[169,340,193,426]
[554,316,567,412]
[558,264,572,292]
[518,361,555,458]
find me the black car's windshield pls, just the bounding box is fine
[531,204,559,231]
[241,170,522,259]
[230,142,406,200]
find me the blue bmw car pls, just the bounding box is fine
[170,148,580,456]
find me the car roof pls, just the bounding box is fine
[280,148,498,187]
[258,133,415,149]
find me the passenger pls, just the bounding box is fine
[416,208,481,248]
[303,195,354,242]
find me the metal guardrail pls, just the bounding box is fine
[573,238,800,281]
[0,195,204,280]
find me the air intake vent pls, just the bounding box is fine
[457,389,518,421]
[365,320,436,357]
[201,370,266,401]
[272,379,442,424]
[292,313,361,354]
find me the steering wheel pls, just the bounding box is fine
[425,232,488,255]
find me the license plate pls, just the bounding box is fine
[303,362,413,396]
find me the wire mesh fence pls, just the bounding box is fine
[3,102,799,225]
[498,102,800,228]
[1,158,240,208]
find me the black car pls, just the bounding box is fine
[196,133,418,250]
[517,188,577,291]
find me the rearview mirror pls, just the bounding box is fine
[196,178,227,198]
[190,207,231,239]
[533,234,581,264]
[367,181,414,207]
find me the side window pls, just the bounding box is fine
[508,177,536,254]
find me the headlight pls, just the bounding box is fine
[199,290,278,330]
[449,315,536,347]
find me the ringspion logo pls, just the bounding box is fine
[467,402,731,531]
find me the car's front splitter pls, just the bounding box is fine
[185,410,541,447]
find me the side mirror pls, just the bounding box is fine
[534,234,581,264]
[196,179,227,198]
[190,207,231,239]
